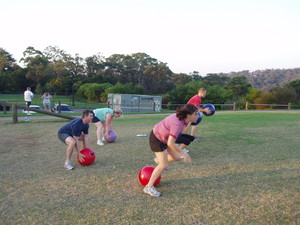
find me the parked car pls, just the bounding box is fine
[22,105,42,113]
[53,104,74,113]
[0,100,11,111]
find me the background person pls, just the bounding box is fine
[41,91,52,112]
[58,110,94,170]
[92,108,123,146]
[24,87,34,115]
[186,88,210,137]
[143,104,198,197]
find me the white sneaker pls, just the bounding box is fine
[64,162,74,170]
[102,137,106,141]
[97,140,104,146]
[143,185,162,197]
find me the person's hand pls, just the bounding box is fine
[204,108,211,115]
[182,153,192,163]
[77,153,85,162]
[105,134,111,141]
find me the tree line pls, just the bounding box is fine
[1,46,300,109]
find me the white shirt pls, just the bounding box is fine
[24,90,34,102]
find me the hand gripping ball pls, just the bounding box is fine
[77,148,96,166]
[191,111,202,125]
[105,130,117,143]
[138,166,161,187]
[202,104,215,116]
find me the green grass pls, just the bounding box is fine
[0,112,299,224]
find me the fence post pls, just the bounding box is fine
[233,102,236,111]
[58,101,61,113]
[12,104,18,123]
[245,102,248,110]
[288,103,291,110]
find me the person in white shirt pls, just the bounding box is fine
[24,87,34,115]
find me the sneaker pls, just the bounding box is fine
[102,137,106,141]
[193,136,200,142]
[97,140,104,146]
[183,148,189,153]
[143,185,162,197]
[64,162,74,170]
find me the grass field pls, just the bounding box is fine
[0,112,299,224]
[0,93,105,110]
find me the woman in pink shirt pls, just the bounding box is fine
[143,104,199,197]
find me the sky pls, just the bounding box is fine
[1,0,300,75]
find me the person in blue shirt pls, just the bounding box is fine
[58,109,94,170]
[92,108,123,146]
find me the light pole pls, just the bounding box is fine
[70,71,75,106]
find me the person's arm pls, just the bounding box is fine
[73,135,85,162]
[104,113,113,139]
[199,107,210,114]
[183,122,191,133]
[82,134,90,149]
[167,136,192,163]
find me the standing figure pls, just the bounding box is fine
[41,91,52,112]
[186,88,210,137]
[58,110,94,170]
[92,108,123,146]
[24,87,34,115]
[143,104,198,197]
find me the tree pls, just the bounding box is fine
[77,83,112,102]
[143,62,174,94]
[43,46,78,95]
[269,87,297,104]
[20,46,50,89]
[284,79,300,102]
[203,73,229,86]
[224,76,252,99]
[253,92,276,109]
[171,73,192,87]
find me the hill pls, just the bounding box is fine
[224,68,300,91]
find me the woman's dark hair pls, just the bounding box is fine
[176,104,198,120]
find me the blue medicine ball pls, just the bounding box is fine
[191,111,202,125]
[202,104,215,116]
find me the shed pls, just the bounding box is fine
[107,93,162,113]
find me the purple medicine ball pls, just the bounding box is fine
[105,130,117,143]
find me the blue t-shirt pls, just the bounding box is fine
[58,118,89,137]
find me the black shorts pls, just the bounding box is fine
[175,133,195,145]
[149,130,168,152]
[92,113,100,123]
[58,132,71,144]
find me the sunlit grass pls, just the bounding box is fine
[0,112,299,224]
